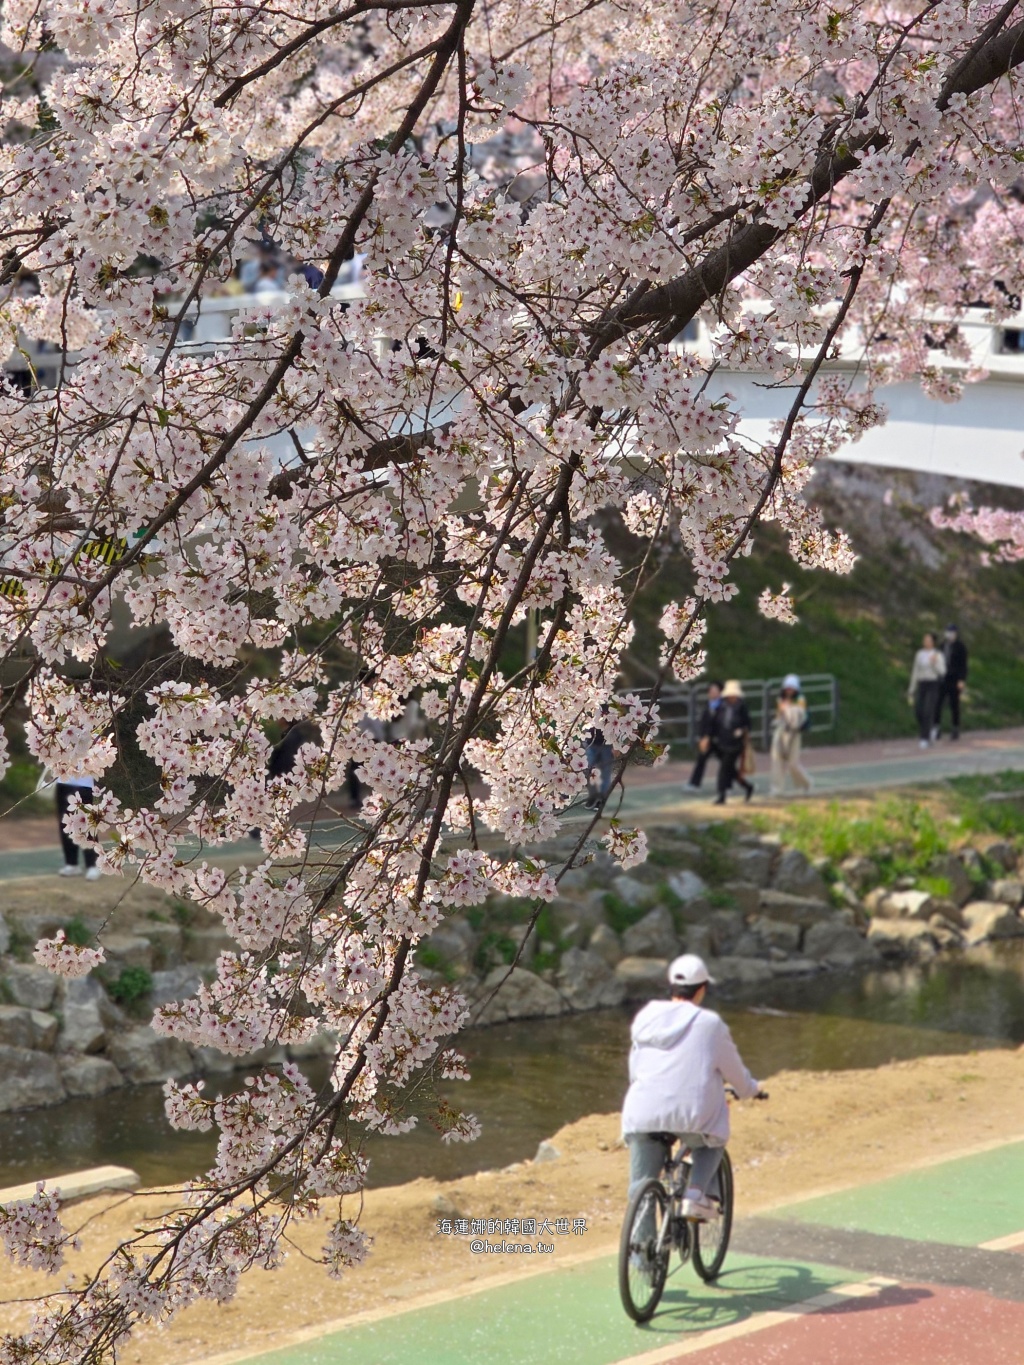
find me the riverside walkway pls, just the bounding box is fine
[220,1138,1024,1365]
[2,725,1024,882]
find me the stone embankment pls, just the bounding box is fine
[1,822,1022,1114]
[420,824,1024,1024]
[0,904,330,1114]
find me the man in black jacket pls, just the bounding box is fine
[937,624,969,740]
[712,681,754,805]
[687,681,724,790]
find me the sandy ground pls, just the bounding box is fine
[3,1047,1024,1364]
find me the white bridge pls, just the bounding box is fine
[9,292,1024,488]
[681,309,1024,490]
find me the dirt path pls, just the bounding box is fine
[3,1046,1024,1364]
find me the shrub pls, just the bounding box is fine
[107,966,153,1009]
[63,915,93,947]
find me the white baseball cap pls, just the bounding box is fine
[668,953,715,988]
[782,673,801,692]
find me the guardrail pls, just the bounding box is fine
[623,674,838,753]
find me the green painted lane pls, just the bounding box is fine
[783,1141,1024,1248]
[247,1254,858,1365]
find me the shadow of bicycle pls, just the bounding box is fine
[632,1259,919,1338]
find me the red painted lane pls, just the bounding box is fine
[661,1284,1024,1365]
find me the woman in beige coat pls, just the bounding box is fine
[770,674,812,796]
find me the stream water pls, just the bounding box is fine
[2,943,1023,1192]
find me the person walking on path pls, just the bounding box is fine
[770,673,812,796]
[54,774,100,879]
[687,681,723,791]
[712,680,753,805]
[908,631,946,749]
[622,954,762,1223]
[584,705,614,810]
[936,624,969,740]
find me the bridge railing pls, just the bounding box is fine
[622,674,838,753]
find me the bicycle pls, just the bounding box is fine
[617,1090,768,1323]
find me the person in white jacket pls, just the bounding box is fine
[622,955,761,1222]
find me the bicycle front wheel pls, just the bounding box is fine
[618,1178,671,1322]
[693,1149,734,1282]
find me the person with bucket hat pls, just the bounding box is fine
[770,673,812,796]
[710,680,753,805]
[621,955,763,1223]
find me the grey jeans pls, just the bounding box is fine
[626,1131,725,1201]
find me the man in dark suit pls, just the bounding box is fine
[712,681,754,805]
[937,624,969,740]
[687,681,723,790]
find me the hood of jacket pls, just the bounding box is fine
[631,999,701,1050]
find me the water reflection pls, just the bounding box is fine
[2,944,1022,1191]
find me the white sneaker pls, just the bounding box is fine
[58,864,82,876]
[682,1193,720,1222]
[918,739,929,749]
[84,867,102,881]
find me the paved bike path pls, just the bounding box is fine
[228,1139,1024,1365]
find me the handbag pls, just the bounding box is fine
[739,737,757,777]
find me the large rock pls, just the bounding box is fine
[473,967,567,1025]
[867,919,939,961]
[614,957,670,1000]
[557,949,627,1011]
[666,870,708,905]
[730,845,775,888]
[4,963,57,1011]
[711,956,774,986]
[421,924,473,967]
[750,917,801,953]
[803,920,876,966]
[981,840,1016,872]
[708,909,744,955]
[59,1055,125,1099]
[928,854,974,908]
[139,921,184,969]
[149,966,204,1008]
[839,856,878,893]
[100,934,154,975]
[770,957,821,977]
[960,902,1024,946]
[621,906,680,959]
[720,882,761,916]
[609,875,655,910]
[58,976,109,1054]
[588,924,623,967]
[771,848,828,901]
[107,1027,194,1084]
[0,1005,58,1050]
[989,880,1024,909]
[0,1045,66,1112]
[880,890,936,921]
[185,925,238,964]
[684,923,714,959]
[551,896,606,948]
[758,889,832,925]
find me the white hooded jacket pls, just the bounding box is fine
[621,999,759,1141]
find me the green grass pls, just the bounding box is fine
[947,772,1024,840]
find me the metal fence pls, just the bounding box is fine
[623,674,838,753]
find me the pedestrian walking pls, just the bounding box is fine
[936,624,968,740]
[712,681,753,805]
[54,774,101,879]
[770,674,812,796]
[908,631,946,748]
[687,681,723,791]
[584,705,614,810]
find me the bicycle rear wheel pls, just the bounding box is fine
[693,1149,733,1282]
[618,1179,671,1322]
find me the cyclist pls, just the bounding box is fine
[622,954,761,1222]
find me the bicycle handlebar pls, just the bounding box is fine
[725,1085,770,1101]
